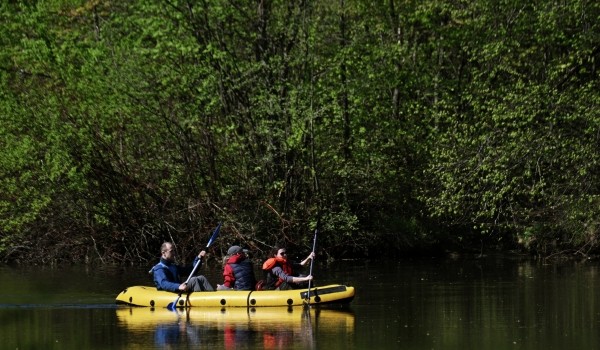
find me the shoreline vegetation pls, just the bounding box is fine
[1,1,599,264]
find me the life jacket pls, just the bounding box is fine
[226,255,256,290]
[262,257,293,289]
[151,260,181,282]
[151,259,186,292]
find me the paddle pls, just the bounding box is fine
[304,228,318,305]
[167,222,222,311]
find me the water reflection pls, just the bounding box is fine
[116,306,355,349]
[6,258,600,349]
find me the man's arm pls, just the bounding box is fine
[223,264,235,288]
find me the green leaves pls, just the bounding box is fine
[419,0,600,252]
[0,0,599,262]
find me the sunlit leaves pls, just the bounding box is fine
[420,0,600,251]
[0,0,599,262]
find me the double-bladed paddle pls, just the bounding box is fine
[167,222,222,310]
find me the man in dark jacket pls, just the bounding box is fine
[152,242,214,292]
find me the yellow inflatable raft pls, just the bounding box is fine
[115,284,355,308]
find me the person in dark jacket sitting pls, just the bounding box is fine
[217,245,256,291]
[151,242,214,292]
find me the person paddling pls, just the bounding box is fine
[262,247,314,290]
[151,242,214,292]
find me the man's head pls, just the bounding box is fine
[161,242,176,262]
[227,245,244,256]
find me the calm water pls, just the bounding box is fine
[1,256,600,349]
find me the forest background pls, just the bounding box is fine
[0,0,598,265]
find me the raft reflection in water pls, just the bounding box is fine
[116,306,355,348]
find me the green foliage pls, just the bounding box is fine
[419,0,600,253]
[0,0,598,263]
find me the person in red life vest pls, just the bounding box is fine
[261,247,314,290]
[151,242,214,292]
[217,245,256,290]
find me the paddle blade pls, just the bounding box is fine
[167,295,181,311]
[206,222,222,248]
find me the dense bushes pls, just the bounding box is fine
[0,0,598,263]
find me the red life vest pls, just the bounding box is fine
[262,257,293,288]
